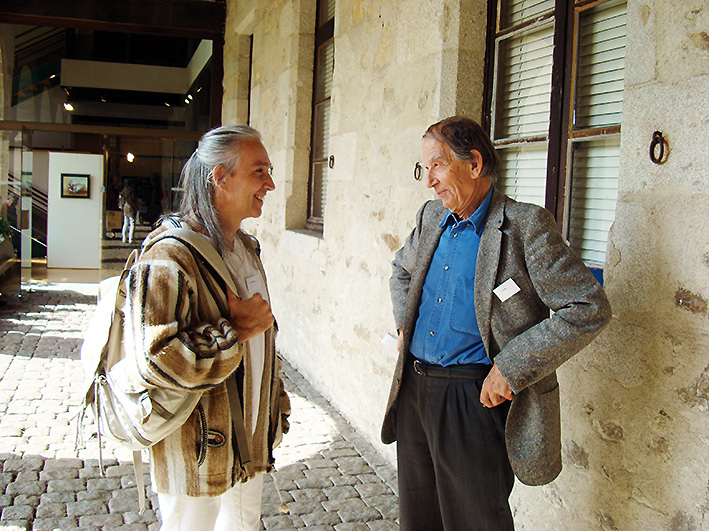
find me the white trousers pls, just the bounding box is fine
[157,474,264,531]
[122,215,135,243]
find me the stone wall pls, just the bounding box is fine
[224,0,709,528]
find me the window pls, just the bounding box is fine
[306,0,335,232]
[486,0,627,274]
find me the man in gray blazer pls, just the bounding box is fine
[382,116,611,530]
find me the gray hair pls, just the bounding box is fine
[177,125,262,253]
[424,116,500,184]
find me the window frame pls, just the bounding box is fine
[305,0,335,233]
[484,0,626,274]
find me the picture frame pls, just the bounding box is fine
[60,174,90,199]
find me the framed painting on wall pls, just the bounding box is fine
[60,174,90,198]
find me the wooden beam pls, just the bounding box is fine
[0,0,225,39]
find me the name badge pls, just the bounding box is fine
[245,275,264,298]
[493,278,521,302]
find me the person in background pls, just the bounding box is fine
[118,183,138,244]
[382,116,611,530]
[123,125,290,531]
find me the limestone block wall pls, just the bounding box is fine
[224,0,709,528]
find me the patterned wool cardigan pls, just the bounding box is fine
[124,222,290,497]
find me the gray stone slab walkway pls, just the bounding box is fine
[0,283,399,530]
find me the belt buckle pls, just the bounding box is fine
[413,359,425,376]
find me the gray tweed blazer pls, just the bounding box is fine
[381,189,611,486]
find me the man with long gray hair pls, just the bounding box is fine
[123,125,290,530]
[382,116,611,530]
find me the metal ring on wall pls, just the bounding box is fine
[650,131,667,164]
[414,162,423,181]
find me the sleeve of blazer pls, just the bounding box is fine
[494,206,611,394]
[390,201,429,330]
[124,240,245,392]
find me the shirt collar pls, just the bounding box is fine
[440,186,494,235]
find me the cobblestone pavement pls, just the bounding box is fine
[0,283,399,530]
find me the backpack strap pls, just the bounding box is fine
[145,227,254,479]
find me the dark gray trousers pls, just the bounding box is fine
[396,361,515,531]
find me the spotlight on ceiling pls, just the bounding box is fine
[63,102,74,111]
[126,153,135,163]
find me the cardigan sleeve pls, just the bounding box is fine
[123,240,246,392]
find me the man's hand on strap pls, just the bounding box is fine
[480,364,514,408]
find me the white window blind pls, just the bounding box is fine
[310,40,333,220]
[497,144,548,207]
[574,0,627,129]
[567,0,626,268]
[494,23,554,140]
[567,138,620,267]
[500,0,554,29]
[319,0,336,23]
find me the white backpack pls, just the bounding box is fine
[78,228,251,512]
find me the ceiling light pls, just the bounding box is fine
[63,102,74,111]
[164,102,171,107]
[126,153,135,163]
[184,98,190,104]
[188,94,193,100]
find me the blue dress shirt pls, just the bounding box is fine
[410,187,494,366]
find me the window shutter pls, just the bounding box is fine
[494,24,554,140]
[574,0,627,129]
[497,144,548,207]
[500,0,554,29]
[567,137,620,267]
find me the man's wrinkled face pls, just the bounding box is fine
[422,137,482,219]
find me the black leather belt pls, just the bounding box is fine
[412,358,490,380]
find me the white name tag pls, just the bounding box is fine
[245,275,264,298]
[493,278,521,302]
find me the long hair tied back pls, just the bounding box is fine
[178,125,262,252]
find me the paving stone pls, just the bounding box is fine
[338,522,382,531]
[5,482,45,496]
[362,495,398,520]
[40,469,79,481]
[324,485,359,500]
[366,521,399,530]
[302,508,344,526]
[305,467,340,480]
[86,476,121,491]
[295,476,334,490]
[12,494,39,507]
[290,488,328,502]
[3,457,43,472]
[66,499,108,517]
[338,506,382,523]
[46,479,86,493]
[78,513,124,527]
[40,491,75,504]
[0,521,30,531]
[281,499,324,516]
[0,503,34,520]
[262,514,306,529]
[36,502,67,518]
[355,482,391,498]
